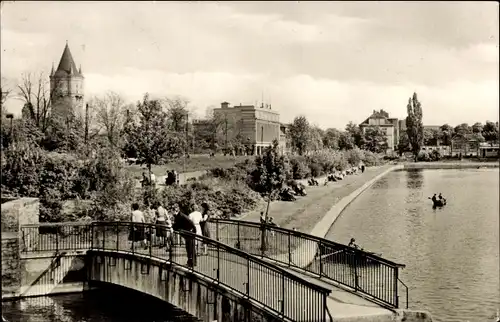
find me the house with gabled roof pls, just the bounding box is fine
[359,109,400,153]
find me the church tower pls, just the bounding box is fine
[50,41,84,121]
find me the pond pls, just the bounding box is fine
[2,284,201,322]
[326,168,499,322]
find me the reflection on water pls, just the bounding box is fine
[2,285,200,322]
[326,169,500,322]
[405,169,424,190]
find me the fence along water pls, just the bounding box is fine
[207,219,408,309]
[20,222,332,322]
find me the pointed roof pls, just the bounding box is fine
[54,42,83,77]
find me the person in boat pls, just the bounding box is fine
[348,238,360,250]
[430,194,437,203]
[438,193,443,200]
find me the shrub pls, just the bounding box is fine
[308,162,322,177]
[344,148,364,167]
[1,142,46,197]
[429,149,442,162]
[289,156,310,179]
[417,151,430,162]
[360,150,383,166]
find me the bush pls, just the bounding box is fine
[1,142,46,197]
[308,162,322,177]
[158,177,260,218]
[344,148,364,167]
[417,151,430,162]
[360,150,383,166]
[429,150,442,162]
[289,157,310,179]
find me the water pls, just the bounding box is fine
[326,168,500,322]
[2,285,201,322]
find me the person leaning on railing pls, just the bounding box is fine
[172,204,197,267]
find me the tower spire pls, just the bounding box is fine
[79,64,82,74]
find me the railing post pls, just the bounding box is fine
[319,240,323,277]
[149,225,152,258]
[288,230,291,266]
[246,256,250,296]
[55,228,59,253]
[323,292,327,322]
[216,240,220,281]
[394,267,399,308]
[215,220,219,242]
[281,274,285,316]
[91,223,94,249]
[237,222,240,249]
[102,224,106,250]
[116,222,119,251]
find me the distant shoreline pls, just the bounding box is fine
[402,162,499,169]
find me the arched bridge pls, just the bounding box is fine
[18,221,432,322]
[20,222,331,322]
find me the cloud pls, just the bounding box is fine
[1,1,498,128]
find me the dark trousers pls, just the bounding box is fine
[184,236,196,267]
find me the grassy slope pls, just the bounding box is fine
[124,154,251,179]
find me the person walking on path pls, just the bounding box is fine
[128,203,146,250]
[172,204,197,267]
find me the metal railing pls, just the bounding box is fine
[20,222,332,322]
[208,219,408,309]
[20,222,93,254]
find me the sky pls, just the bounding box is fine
[1,1,499,129]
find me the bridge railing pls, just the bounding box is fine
[208,219,407,309]
[20,222,332,322]
[20,222,92,253]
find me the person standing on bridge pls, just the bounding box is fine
[155,202,168,248]
[172,204,197,267]
[199,202,212,256]
[129,203,146,250]
[188,204,204,255]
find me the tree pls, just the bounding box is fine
[362,126,388,153]
[405,92,424,162]
[289,116,310,155]
[1,78,12,116]
[164,96,190,132]
[423,128,440,146]
[397,131,411,156]
[308,126,324,151]
[251,139,289,251]
[472,122,483,134]
[16,72,57,133]
[453,123,472,140]
[322,128,341,150]
[482,121,499,145]
[93,92,126,148]
[345,121,363,148]
[439,124,454,146]
[338,131,355,150]
[128,93,172,175]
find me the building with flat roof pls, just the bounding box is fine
[213,101,284,155]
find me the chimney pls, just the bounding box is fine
[221,102,229,109]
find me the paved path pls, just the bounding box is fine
[235,165,395,233]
